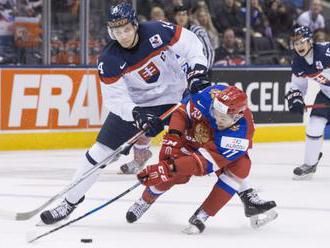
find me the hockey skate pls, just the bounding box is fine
[239,189,278,229]
[40,197,84,225]
[293,153,322,180]
[126,198,152,223]
[182,208,208,235]
[120,148,152,174]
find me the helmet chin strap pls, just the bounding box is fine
[303,45,313,57]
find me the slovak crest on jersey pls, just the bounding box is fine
[138,62,160,84]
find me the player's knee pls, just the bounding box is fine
[217,173,241,193]
[306,116,328,138]
[227,155,251,179]
[86,142,114,169]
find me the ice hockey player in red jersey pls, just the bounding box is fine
[39,2,209,225]
[126,85,278,233]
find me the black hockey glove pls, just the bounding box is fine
[132,107,164,137]
[285,89,305,115]
[187,64,210,94]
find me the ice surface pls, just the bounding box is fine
[0,142,329,248]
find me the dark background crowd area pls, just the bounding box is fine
[0,0,329,66]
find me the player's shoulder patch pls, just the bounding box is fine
[220,136,249,152]
[149,34,163,48]
[140,21,181,46]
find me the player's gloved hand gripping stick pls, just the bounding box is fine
[0,103,182,221]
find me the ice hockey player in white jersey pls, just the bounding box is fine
[39,2,209,225]
[285,24,330,180]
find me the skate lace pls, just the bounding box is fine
[247,191,266,205]
[51,201,73,219]
[129,199,150,218]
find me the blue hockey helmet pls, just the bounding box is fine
[107,3,138,29]
[290,24,313,55]
[290,25,313,42]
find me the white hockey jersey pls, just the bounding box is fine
[97,21,207,121]
[290,42,330,98]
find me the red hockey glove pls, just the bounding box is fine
[159,133,184,161]
[137,161,173,186]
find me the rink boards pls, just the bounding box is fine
[0,67,326,150]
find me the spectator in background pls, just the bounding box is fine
[137,14,148,23]
[136,0,155,20]
[193,6,219,49]
[241,0,272,38]
[267,0,294,39]
[313,28,328,42]
[22,0,42,19]
[50,35,66,64]
[52,0,79,33]
[0,0,16,13]
[174,4,214,68]
[193,0,208,9]
[213,0,245,37]
[297,0,325,32]
[162,0,197,22]
[150,5,167,21]
[282,0,308,15]
[214,28,245,66]
[0,2,15,64]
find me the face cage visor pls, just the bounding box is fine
[211,98,244,127]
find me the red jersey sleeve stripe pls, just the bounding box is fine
[305,71,321,78]
[169,25,182,46]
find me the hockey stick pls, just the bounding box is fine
[305,104,330,109]
[26,181,141,243]
[0,103,181,221]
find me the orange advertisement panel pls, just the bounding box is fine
[1,68,107,131]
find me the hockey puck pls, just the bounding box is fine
[81,238,93,243]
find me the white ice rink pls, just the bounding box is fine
[0,142,329,248]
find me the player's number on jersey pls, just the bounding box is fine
[326,48,330,57]
[161,21,174,30]
[98,62,104,75]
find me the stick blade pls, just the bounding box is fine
[0,208,18,220]
[0,207,40,221]
[16,210,38,221]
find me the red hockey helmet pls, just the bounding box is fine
[213,86,248,115]
[212,86,247,130]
